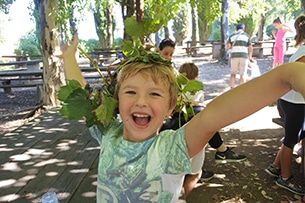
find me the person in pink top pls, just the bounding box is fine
[272,17,293,68]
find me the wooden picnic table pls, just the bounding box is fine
[252,39,291,58]
[0,65,115,94]
[89,48,118,65]
[184,40,222,57]
[0,108,99,202]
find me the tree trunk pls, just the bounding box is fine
[121,0,134,41]
[257,13,265,41]
[38,0,65,106]
[136,0,144,22]
[221,0,230,60]
[164,26,170,38]
[191,5,199,46]
[302,0,305,12]
[107,5,114,48]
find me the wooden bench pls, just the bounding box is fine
[252,40,291,58]
[184,40,222,57]
[0,69,43,93]
[0,59,43,70]
[0,65,117,95]
[0,69,44,104]
[89,48,118,65]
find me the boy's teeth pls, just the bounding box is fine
[133,114,148,118]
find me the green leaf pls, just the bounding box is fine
[183,80,203,93]
[95,95,118,126]
[58,80,83,101]
[124,16,162,41]
[60,88,93,121]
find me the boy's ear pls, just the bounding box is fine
[167,105,176,116]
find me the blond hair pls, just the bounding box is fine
[115,62,178,109]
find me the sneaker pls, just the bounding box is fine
[265,164,281,177]
[215,147,247,163]
[276,176,305,195]
[200,169,214,182]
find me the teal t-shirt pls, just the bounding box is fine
[89,121,199,203]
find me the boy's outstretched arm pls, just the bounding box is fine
[185,62,305,157]
[60,35,86,87]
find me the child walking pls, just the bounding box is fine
[61,36,305,203]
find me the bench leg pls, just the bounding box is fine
[2,80,12,94]
[35,85,43,104]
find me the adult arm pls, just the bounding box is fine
[185,62,305,157]
[248,45,253,61]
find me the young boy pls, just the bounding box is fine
[61,36,305,203]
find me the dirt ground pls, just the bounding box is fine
[0,48,304,203]
[187,112,304,203]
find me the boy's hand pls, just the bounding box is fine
[56,35,79,59]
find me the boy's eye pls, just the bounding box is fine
[150,92,161,96]
[126,91,136,95]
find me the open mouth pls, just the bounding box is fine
[132,114,151,126]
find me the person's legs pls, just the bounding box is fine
[278,45,285,65]
[208,131,246,162]
[279,144,293,179]
[183,169,202,197]
[273,46,279,68]
[268,99,305,195]
[238,58,247,85]
[230,58,239,88]
[230,74,236,88]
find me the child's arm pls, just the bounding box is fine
[282,24,294,33]
[60,35,86,87]
[185,62,305,157]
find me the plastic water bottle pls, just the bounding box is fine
[41,192,59,203]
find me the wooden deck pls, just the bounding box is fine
[0,108,99,203]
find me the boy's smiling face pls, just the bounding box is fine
[118,72,174,142]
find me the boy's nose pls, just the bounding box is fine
[135,95,147,107]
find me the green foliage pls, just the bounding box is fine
[193,0,222,25]
[172,4,189,44]
[0,0,16,14]
[285,0,302,19]
[79,39,100,53]
[113,38,124,48]
[266,24,275,39]
[124,16,163,41]
[14,30,41,56]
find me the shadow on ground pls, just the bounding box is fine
[187,128,304,203]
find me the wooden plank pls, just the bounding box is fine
[0,59,42,66]
[68,154,98,203]
[0,109,84,165]
[0,70,43,77]
[14,129,98,203]
[0,109,99,202]
[272,117,285,127]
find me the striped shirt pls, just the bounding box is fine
[228,30,251,58]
